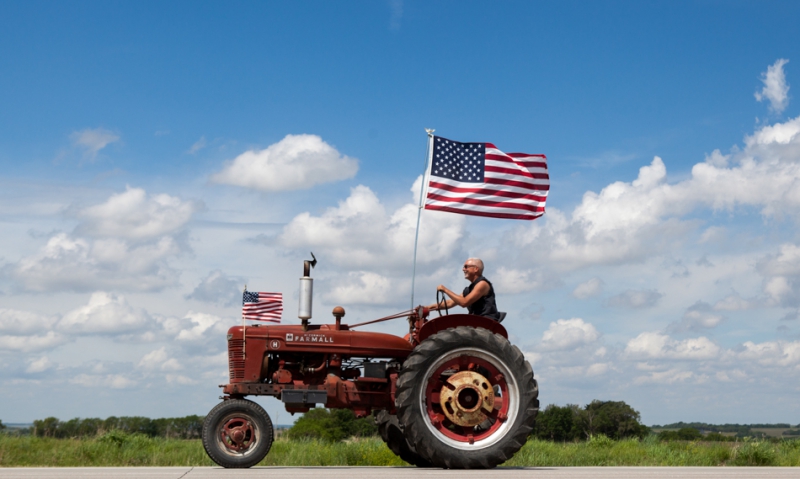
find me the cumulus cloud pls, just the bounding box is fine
[76,187,198,240]
[625,332,720,360]
[175,312,229,342]
[186,270,243,306]
[139,347,183,371]
[211,134,358,191]
[0,309,58,334]
[737,340,800,367]
[323,271,394,305]
[572,278,604,299]
[70,127,120,159]
[668,301,724,332]
[540,318,600,351]
[280,181,465,270]
[12,233,182,292]
[606,289,662,309]
[0,331,68,353]
[58,292,152,335]
[26,356,54,373]
[11,187,195,293]
[755,59,790,113]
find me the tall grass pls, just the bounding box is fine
[2,433,799,467]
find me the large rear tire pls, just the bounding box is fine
[376,410,432,467]
[202,398,273,468]
[396,326,538,469]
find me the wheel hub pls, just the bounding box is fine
[439,370,495,427]
[220,417,255,452]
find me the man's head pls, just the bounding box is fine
[462,257,484,280]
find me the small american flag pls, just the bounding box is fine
[424,136,549,220]
[242,291,283,323]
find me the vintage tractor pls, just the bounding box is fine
[202,255,539,469]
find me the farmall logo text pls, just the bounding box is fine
[285,333,334,343]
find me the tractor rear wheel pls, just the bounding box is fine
[396,326,538,469]
[376,410,432,467]
[202,398,273,468]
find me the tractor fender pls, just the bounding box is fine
[418,314,507,343]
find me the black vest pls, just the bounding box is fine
[463,276,500,321]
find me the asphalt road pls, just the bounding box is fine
[0,468,798,479]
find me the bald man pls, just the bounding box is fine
[428,257,502,321]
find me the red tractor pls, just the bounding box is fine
[202,255,539,469]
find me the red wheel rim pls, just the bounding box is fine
[219,416,256,452]
[424,354,510,443]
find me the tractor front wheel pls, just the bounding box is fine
[396,326,538,469]
[202,398,273,468]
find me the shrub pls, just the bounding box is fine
[286,408,377,442]
[658,427,703,441]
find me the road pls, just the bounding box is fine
[0,468,798,479]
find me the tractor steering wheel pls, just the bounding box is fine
[436,289,449,317]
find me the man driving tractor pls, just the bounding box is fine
[428,257,503,321]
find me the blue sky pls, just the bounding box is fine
[2,1,800,426]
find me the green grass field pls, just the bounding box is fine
[2,433,799,467]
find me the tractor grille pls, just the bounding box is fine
[228,339,245,380]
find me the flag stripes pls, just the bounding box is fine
[242,291,283,323]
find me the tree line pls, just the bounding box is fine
[21,415,204,439]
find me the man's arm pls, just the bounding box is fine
[436,282,490,309]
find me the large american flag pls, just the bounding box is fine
[424,136,549,220]
[242,291,283,323]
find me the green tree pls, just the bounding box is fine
[286,408,377,442]
[0,419,6,431]
[576,400,649,440]
[33,417,60,437]
[535,404,580,441]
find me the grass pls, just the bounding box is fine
[2,433,799,467]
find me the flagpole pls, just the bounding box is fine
[410,129,435,311]
[242,285,247,359]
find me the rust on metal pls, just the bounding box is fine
[438,370,495,427]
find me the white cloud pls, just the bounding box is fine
[0,331,69,352]
[186,270,243,306]
[138,347,168,369]
[12,187,195,293]
[211,134,358,191]
[540,318,600,351]
[76,187,197,240]
[323,271,393,305]
[755,59,790,113]
[625,332,720,360]
[607,289,662,309]
[26,356,54,373]
[713,293,755,311]
[139,347,183,371]
[175,312,228,342]
[188,136,207,154]
[0,309,58,334]
[492,267,547,294]
[70,127,120,159]
[280,181,465,271]
[572,278,604,299]
[71,373,136,389]
[669,301,724,332]
[634,368,697,385]
[737,340,800,367]
[58,292,152,335]
[13,234,182,292]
